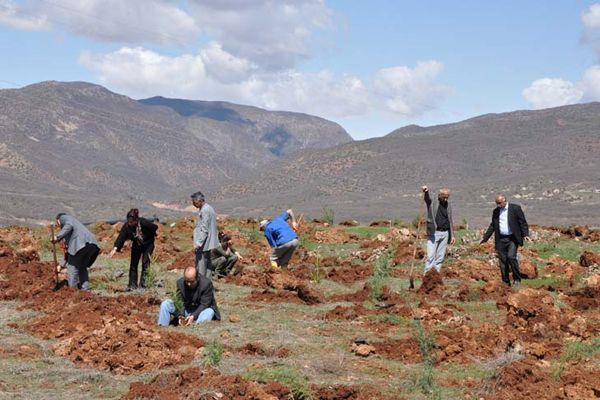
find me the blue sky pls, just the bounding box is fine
[1,1,600,139]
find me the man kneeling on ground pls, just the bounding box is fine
[259,209,299,269]
[157,266,221,326]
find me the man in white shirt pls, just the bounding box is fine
[480,194,530,288]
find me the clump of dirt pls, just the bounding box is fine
[330,283,371,302]
[479,280,512,301]
[434,323,514,363]
[392,239,424,264]
[123,367,289,400]
[247,289,304,304]
[311,384,398,400]
[560,225,600,242]
[166,251,195,270]
[323,305,370,320]
[0,343,44,359]
[326,262,373,284]
[444,259,498,282]
[418,302,462,326]
[372,338,422,363]
[564,286,600,310]
[52,318,203,374]
[369,220,391,227]
[0,259,57,301]
[0,226,40,263]
[338,220,359,226]
[544,256,584,279]
[498,288,590,340]
[418,269,444,295]
[519,257,539,279]
[25,292,158,339]
[264,270,322,303]
[482,357,600,400]
[580,251,600,269]
[223,268,270,288]
[313,228,352,243]
[235,342,289,358]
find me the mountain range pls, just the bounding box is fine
[1,81,599,226]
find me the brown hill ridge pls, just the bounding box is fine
[0,81,351,224]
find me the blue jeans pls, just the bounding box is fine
[157,299,215,326]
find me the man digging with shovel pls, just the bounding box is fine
[52,213,100,291]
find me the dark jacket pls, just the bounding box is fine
[424,191,454,242]
[482,203,529,247]
[113,218,158,250]
[176,275,221,321]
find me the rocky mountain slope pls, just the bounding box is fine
[213,103,600,226]
[0,81,351,224]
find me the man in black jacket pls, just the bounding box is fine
[108,208,158,290]
[157,266,221,326]
[480,194,530,287]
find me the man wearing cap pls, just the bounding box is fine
[191,191,219,279]
[259,209,299,268]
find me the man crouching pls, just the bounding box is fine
[157,266,221,326]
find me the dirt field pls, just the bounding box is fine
[0,219,599,399]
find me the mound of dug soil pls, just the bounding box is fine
[418,269,444,295]
[580,251,600,269]
[52,318,203,374]
[482,357,600,399]
[123,367,288,400]
[235,342,289,358]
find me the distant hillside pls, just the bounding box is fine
[0,81,351,225]
[213,103,600,226]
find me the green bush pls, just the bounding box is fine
[244,366,310,400]
[201,341,223,367]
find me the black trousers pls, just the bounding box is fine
[496,237,521,284]
[130,242,154,288]
[68,243,100,269]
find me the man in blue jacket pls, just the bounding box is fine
[259,209,299,268]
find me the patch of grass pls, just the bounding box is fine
[531,239,584,262]
[367,313,413,326]
[244,365,310,400]
[521,276,563,287]
[344,226,390,238]
[201,341,224,367]
[321,206,335,225]
[553,337,600,379]
[412,318,439,397]
[370,251,391,301]
[311,253,323,284]
[144,264,158,288]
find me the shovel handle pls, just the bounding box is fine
[50,224,59,287]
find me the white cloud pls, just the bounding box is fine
[188,0,333,70]
[0,0,199,45]
[80,46,447,119]
[522,78,584,109]
[581,64,600,100]
[200,42,255,84]
[582,3,600,30]
[0,0,332,69]
[373,61,449,116]
[0,0,49,30]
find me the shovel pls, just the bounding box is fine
[409,193,425,289]
[50,224,60,290]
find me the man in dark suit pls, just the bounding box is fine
[480,194,530,287]
[157,266,221,326]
